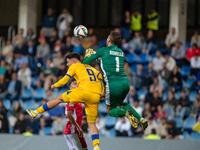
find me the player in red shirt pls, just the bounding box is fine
[63,78,88,150]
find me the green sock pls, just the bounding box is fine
[109,108,126,117]
[122,102,142,121]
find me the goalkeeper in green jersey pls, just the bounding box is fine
[83,31,148,130]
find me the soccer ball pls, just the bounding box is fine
[73,25,88,39]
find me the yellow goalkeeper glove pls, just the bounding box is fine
[85,48,95,58]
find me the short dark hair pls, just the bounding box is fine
[66,52,81,61]
[109,31,121,45]
[151,128,156,134]
[68,78,76,87]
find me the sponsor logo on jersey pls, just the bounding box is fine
[110,51,123,57]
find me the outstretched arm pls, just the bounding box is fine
[53,75,71,88]
[83,48,103,64]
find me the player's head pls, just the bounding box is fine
[66,52,81,67]
[68,78,78,89]
[106,31,121,46]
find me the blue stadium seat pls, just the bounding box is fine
[98,41,106,48]
[189,91,196,103]
[181,66,191,77]
[151,53,156,60]
[173,117,183,128]
[184,78,196,89]
[190,132,200,141]
[137,53,149,64]
[126,53,137,64]
[59,88,67,95]
[175,85,182,90]
[105,115,116,128]
[21,88,33,100]
[24,100,36,111]
[31,75,39,88]
[73,46,85,53]
[176,90,181,100]
[9,127,14,134]
[183,131,189,140]
[160,41,165,46]
[183,117,196,130]
[134,49,141,54]
[160,48,167,54]
[155,41,158,49]
[109,129,116,137]
[99,102,107,115]
[52,88,59,97]
[43,127,52,135]
[3,99,11,111]
[7,112,12,118]
[162,91,168,102]
[137,90,148,101]
[185,42,191,51]
[143,64,148,70]
[32,88,46,100]
[130,64,137,72]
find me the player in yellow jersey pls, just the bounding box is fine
[26,52,102,150]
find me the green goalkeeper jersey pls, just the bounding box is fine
[83,45,128,82]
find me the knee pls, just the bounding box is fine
[57,95,64,103]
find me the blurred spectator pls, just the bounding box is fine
[0,99,7,114]
[36,38,50,64]
[0,60,7,75]
[83,28,98,49]
[39,59,56,90]
[143,116,158,136]
[175,90,190,118]
[157,117,168,138]
[144,128,161,140]
[25,116,39,134]
[53,51,65,69]
[37,28,46,45]
[13,28,24,45]
[17,63,31,89]
[171,41,186,63]
[120,11,131,40]
[0,109,9,133]
[14,53,28,71]
[150,90,163,114]
[142,103,152,118]
[124,62,132,77]
[165,120,180,139]
[0,75,8,99]
[149,77,163,96]
[5,52,14,66]
[44,88,56,101]
[190,53,200,76]
[52,39,63,59]
[115,117,131,137]
[49,105,65,121]
[56,63,67,80]
[128,32,143,52]
[191,31,200,47]
[152,50,165,72]
[155,105,167,121]
[163,90,177,119]
[47,29,59,50]
[133,100,143,116]
[8,101,22,127]
[130,8,142,34]
[23,126,33,136]
[142,30,156,53]
[190,71,200,91]
[165,54,176,71]
[165,27,179,52]
[131,124,143,137]
[5,64,13,82]
[42,8,56,37]
[14,113,26,134]
[24,28,37,45]
[25,40,36,65]
[124,86,138,107]
[158,62,171,88]
[5,72,21,100]
[192,116,200,133]
[146,7,160,31]
[2,40,13,57]
[186,44,200,62]
[169,65,182,88]
[61,30,70,43]
[132,64,147,86]
[72,40,85,55]
[14,41,26,55]
[61,36,73,56]
[57,8,73,39]
[82,116,88,134]
[96,116,105,136]
[190,90,200,118]
[51,114,65,136]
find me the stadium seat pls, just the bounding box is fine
[59,88,67,95]
[43,127,52,135]
[52,88,59,97]
[143,64,148,70]
[160,48,167,54]
[184,78,196,89]
[183,117,196,130]
[189,91,196,103]
[183,131,189,140]
[98,41,106,48]
[185,42,191,51]
[105,115,116,129]
[137,53,149,64]
[181,66,191,77]
[160,41,165,46]
[99,102,107,115]
[109,129,116,137]
[151,53,156,60]
[176,90,181,100]
[9,127,14,134]
[130,64,137,72]
[32,88,46,100]
[31,75,39,88]
[175,85,182,90]
[173,117,183,128]
[134,49,141,54]
[190,132,200,141]
[21,88,33,100]
[126,53,137,64]
[3,99,11,111]
[137,90,148,101]
[7,112,12,118]
[24,100,36,111]
[162,91,168,102]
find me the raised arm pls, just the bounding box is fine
[83,48,103,64]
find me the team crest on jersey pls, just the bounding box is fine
[69,103,74,107]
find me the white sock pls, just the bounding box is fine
[94,146,100,150]
[34,110,38,114]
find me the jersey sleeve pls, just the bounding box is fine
[67,103,75,111]
[83,47,104,64]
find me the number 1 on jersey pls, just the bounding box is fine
[115,57,119,72]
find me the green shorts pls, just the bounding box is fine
[105,79,130,106]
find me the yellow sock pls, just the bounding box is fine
[91,134,99,148]
[36,106,45,114]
